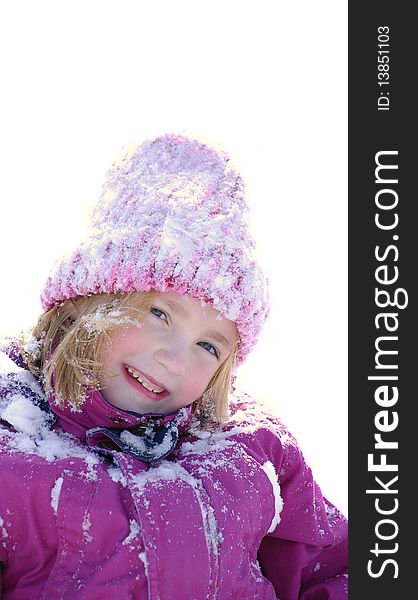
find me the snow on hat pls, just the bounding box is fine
[41,133,269,363]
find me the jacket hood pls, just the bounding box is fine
[2,342,194,463]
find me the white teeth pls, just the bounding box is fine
[126,366,164,394]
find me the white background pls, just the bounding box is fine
[0,1,347,515]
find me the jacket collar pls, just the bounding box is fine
[49,387,195,462]
[49,386,192,438]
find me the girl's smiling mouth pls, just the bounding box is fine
[122,364,169,401]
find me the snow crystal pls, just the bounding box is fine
[120,428,174,458]
[119,430,150,453]
[82,511,93,543]
[138,552,148,578]
[175,406,192,427]
[80,308,143,335]
[188,419,244,441]
[120,427,173,456]
[22,336,43,361]
[261,461,284,533]
[187,426,212,439]
[182,442,245,483]
[1,395,46,436]
[80,454,99,481]
[213,274,232,291]
[7,426,99,470]
[0,352,45,399]
[132,461,192,493]
[250,560,263,583]
[50,477,64,515]
[0,516,9,539]
[324,503,341,520]
[0,352,21,375]
[122,519,140,546]
[107,464,128,487]
[179,436,235,456]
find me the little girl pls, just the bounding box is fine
[0,134,348,599]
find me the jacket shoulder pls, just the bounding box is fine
[0,346,45,399]
[1,348,54,435]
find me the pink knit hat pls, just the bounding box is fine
[41,134,269,363]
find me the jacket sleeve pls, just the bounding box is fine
[257,421,348,600]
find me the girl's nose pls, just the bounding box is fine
[154,347,187,376]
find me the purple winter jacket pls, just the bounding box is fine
[0,347,348,599]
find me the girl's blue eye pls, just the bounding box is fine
[198,341,219,359]
[150,306,167,321]
[150,307,218,358]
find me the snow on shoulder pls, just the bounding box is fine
[227,390,297,448]
[0,349,100,473]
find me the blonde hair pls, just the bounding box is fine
[20,291,236,425]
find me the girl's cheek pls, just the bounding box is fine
[190,362,217,394]
[112,327,150,352]
[186,381,208,402]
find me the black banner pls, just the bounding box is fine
[349,2,416,597]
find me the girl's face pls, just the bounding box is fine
[99,292,237,414]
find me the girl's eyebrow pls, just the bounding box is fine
[207,331,231,349]
[164,299,232,349]
[164,299,190,320]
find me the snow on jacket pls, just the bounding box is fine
[0,347,348,599]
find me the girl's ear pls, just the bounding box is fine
[61,299,79,320]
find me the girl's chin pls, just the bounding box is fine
[107,395,182,415]
[101,384,193,414]
[112,398,168,414]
